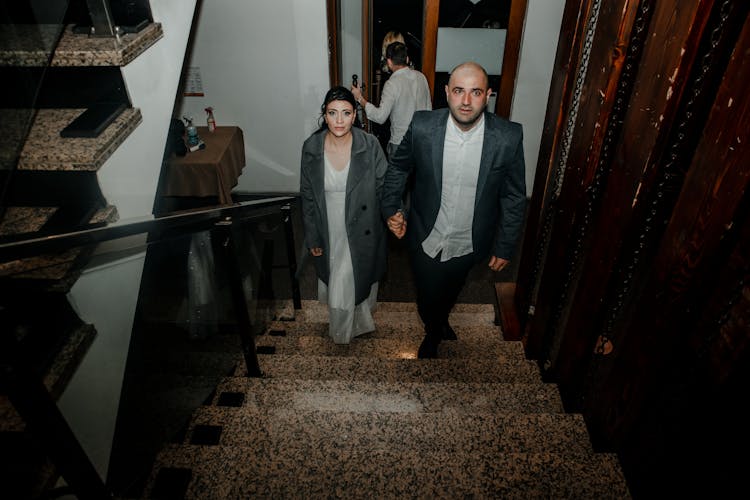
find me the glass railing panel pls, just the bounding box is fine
[0,198,300,498]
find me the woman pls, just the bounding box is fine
[300,87,388,344]
[380,30,406,72]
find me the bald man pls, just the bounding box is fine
[380,62,527,359]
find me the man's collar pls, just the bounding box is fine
[447,112,485,138]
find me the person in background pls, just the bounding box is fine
[352,42,431,158]
[380,62,527,359]
[300,86,388,344]
[380,30,406,73]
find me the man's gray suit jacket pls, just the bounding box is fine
[380,108,527,261]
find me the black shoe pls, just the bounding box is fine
[417,334,440,359]
[442,324,457,340]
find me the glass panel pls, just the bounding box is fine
[0,202,299,496]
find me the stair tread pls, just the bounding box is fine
[187,406,594,454]
[52,23,163,67]
[18,108,142,171]
[288,299,495,315]
[1,323,96,431]
[296,306,497,326]
[149,445,630,498]
[0,207,59,236]
[256,334,523,360]
[266,320,507,341]
[0,23,163,67]
[212,378,564,414]
[247,353,542,383]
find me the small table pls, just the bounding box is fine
[164,126,245,205]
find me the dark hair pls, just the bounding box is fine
[318,86,361,130]
[385,42,408,67]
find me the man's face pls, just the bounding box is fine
[445,66,491,131]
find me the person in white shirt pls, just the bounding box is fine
[352,42,432,158]
[380,62,527,359]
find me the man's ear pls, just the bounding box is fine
[486,88,493,105]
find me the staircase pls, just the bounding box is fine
[144,299,631,498]
[0,3,182,497]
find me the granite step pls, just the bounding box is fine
[264,321,505,342]
[186,406,594,455]
[147,445,630,498]
[255,333,523,360]
[291,299,495,315]
[209,378,564,414]
[272,299,495,322]
[0,23,163,67]
[293,304,497,327]
[245,354,542,384]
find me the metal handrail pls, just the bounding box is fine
[0,196,296,263]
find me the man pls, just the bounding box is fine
[352,42,432,157]
[380,62,526,359]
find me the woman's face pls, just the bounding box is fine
[324,100,356,138]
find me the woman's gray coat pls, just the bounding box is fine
[299,126,388,305]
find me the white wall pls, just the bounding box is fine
[509,0,566,197]
[97,0,199,219]
[179,0,330,194]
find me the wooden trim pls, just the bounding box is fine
[361,0,371,130]
[326,0,341,87]
[515,0,591,333]
[495,283,522,341]
[495,0,528,117]
[422,0,439,100]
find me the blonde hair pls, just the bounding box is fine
[381,31,405,60]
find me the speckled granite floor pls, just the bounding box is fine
[104,204,629,498]
[136,297,630,498]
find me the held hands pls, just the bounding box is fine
[387,211,406,239]
[310,247,323,257]
[488,256,509,272]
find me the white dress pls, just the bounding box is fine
[318,153,378,344]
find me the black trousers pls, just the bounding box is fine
[410,248,475,338]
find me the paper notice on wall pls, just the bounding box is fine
[183,67,205,96]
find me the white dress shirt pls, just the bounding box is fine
[422,114,485,262]
[364,66,432,146]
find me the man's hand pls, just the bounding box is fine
[488,256,509,272]
[351,84,366,106]
[387,211,406,239]
[310,247,323,257]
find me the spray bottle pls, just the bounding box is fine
[205,107,216,132]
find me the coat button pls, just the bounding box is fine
[365,230,371,235]
[361,205,367,210]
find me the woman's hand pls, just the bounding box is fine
[387,211,406,239]
[310,247,323,257]
[488,256,509,272]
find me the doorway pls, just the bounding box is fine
[327,0,527,130]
